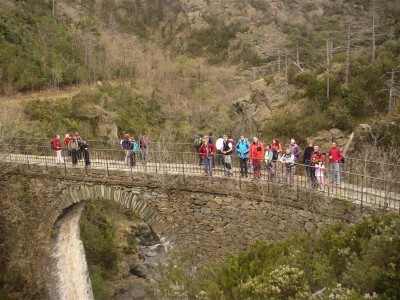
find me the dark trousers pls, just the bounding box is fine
[305,159,312,179]
[71,149,78,165]
[130,153,136,167]
[310,164,318,188]
[83,149,90,166]
[239,157,248,176]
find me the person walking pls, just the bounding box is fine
[289,139,300,162]
[215,135,224,166]
[52,135,64,164]
[328,141,343,186]
[249,137,264,180]
[139,132,149,163]
[280,148,296,184]
[302,141,314,179]
[131,136,140,167]
[222,135,233,176]
[68,136,79,166]
[236,135,250,177]
[198,138,216,176]
[121,134,132,165]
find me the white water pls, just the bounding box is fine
[52,203,94,300]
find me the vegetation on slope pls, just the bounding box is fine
[154,214,400,299]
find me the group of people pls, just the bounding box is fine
[50,132,90,166]
[119,133,149,166]
[195,132,343,188]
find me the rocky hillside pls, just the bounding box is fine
[0,0,399,149]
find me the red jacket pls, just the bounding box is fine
[328,147,343,164]
[64,137,70,147]
[198,143,216,159]
[271,143,283,154]
[53,139,62,150]
[310,151,324,165]
[250,142,264,160]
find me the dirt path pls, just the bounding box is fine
[52,203,94,300]
[0,84,95,106]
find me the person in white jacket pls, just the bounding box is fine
[215,136,224,166]
[280,148,296,184]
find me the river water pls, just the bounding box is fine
[51,203,94,300]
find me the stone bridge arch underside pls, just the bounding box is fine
[17,164,369,259]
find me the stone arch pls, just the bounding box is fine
[55,182,173,244]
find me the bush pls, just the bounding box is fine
[153,214,400,300]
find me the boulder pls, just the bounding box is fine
[252,102,271,124]
[308,128,348,152]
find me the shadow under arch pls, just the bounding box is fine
[54,183,174,247]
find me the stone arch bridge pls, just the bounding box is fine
[5,159,381,259]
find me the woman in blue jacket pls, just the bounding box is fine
[236,135,250,177]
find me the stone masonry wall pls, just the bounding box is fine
[8,163,368,259]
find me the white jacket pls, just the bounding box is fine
[216,138,224,151]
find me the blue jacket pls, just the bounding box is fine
[236,140,250,158]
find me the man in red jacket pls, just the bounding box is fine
[198,138,216,176]
[328,141,343,185]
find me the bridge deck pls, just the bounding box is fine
[4,151,400,213]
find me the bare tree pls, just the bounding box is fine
[371,0,377,62]
[345,24,352,89]
[277,50,281,78]
[284,50,288,102]
[386,70,398,125]
[326,39,330,101]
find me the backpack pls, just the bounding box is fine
[194,137,202,148]
[75,135,82,146]
[50,139,55,150]
[68,139,78,150]
[272,149,278,161]
[131,141,139,153]
[122,139,131,150]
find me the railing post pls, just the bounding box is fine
[63,149,67,174]
[44,148,48,172]
[25,151,30,171]
[360,174,364,213]
[105,150,110,177]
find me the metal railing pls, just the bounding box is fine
[1,144,399,213]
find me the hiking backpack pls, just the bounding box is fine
[272,149,278,161]
[131,141,139,153]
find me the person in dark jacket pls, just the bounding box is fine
[302,141,314,179]
[80,140,90,166]
[208,132,215,145]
